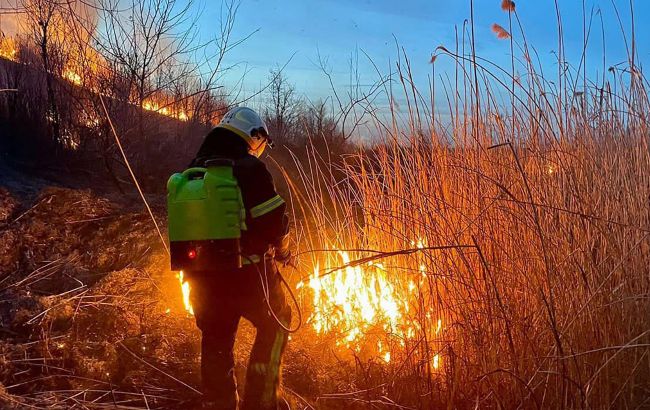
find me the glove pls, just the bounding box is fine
[274,247,295,267]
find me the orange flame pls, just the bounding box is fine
[432,354,440,369]
[302,249,444,365]
[306,252,406,345]
[0,34,189,123]
[143,99,189,121]
[178,271,194,315]
[0,37,18,62]
[63,69,82,85]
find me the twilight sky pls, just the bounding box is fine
[192,0,649,109]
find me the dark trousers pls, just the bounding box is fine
[187,260,291,410]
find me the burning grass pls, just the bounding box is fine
[0,37,18,62]
[0,1,649,408]
[0,185,322,408]
[283,28,650,410]
[1,107,648,409]
[291,131,650,407]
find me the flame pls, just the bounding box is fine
[1,19,195,122]
[63,69,82,86]
[0,36,18,61]
[432,354,440,369]
[178,271,194,315]
[0,34,190,123]
[307,252,406,345]
[383,351,391,363]
[547,163,557,175]
[304,249,445,367]
[142,98,189,121]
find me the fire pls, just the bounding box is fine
[303,249,444,365]
[546,162,558,175]
[432,354,440,369]
[0,34,190,123]
[0,36,18,61]
[178,271,194,315]
[306,252,407,345]
[63,69,82,86]
[142,100,160,112]
[142,99,189,122]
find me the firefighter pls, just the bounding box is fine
[187,107,293,410]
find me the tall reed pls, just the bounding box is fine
[288,2,650,408]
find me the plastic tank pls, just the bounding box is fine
[167,159,244,271]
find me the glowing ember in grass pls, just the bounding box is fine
[432,354,440,369]
[178,271,194,315]
[547,163,557,175]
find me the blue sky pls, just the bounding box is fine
[192,0,649,108]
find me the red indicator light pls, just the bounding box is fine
[188,250,197,259]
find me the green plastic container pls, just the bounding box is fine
[167,159,244,271]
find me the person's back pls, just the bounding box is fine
[184,107,293,410]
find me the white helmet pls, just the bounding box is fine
[216,107,271,157]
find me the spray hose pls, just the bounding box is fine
[242,253,303,334]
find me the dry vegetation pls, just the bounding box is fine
[287,2,650,408]
[0,0,649,409]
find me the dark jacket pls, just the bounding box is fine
[191,127,290,258]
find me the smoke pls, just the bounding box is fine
[0,0,99,39]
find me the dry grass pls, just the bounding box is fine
[0,2,648,409]
[287,4,650,408]
[0,187,207,408]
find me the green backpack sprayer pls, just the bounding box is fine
[167,159,245,271]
